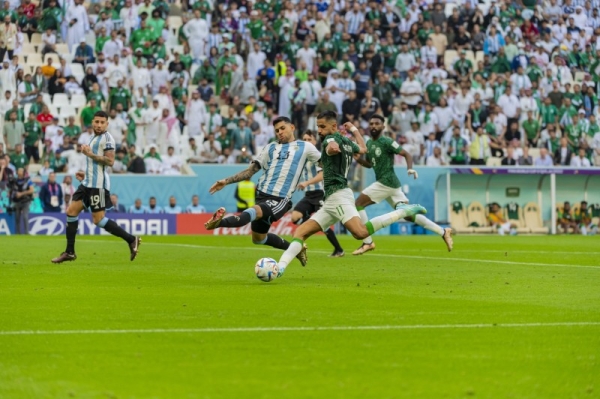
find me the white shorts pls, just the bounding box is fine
[310,188,360,230]
[362,181,409,208]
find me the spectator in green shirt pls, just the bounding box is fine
[10,144,28,169]
[80,98,101,128]
[23,112,41,162]
[63,116,82,139]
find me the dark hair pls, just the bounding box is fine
[150,196,156,200]
[316,110,337,122]
[272,116,292,126]
[302,130,316,138]
[93,110,109,120]
[370,114,385,123]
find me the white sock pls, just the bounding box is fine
[277,239,303,275]
[412,214,444,236]
[358,209,373,244]
[366,208,409,235]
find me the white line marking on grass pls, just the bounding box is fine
[1,322,599,336]
[78,240,600,270]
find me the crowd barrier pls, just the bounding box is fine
[0,212,301,236]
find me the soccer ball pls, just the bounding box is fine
[255,258,279,282]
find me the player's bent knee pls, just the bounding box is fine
[94,216,109,228]
[252,237,268,245]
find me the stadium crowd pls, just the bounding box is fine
[0,0,598,175]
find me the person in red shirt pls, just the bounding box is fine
[18,0,37,41]
[36,105,54,135]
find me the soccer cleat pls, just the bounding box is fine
[129,237,142,261]
[51,252,77,264]
[296,244,308,266]
[442,228,454,252]
[352,242,376,256]
[204,207,226,230]
[398,203,427,218]
[329,250,345,258]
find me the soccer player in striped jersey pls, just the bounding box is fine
[292,130,344,257]
[205,116,322,265]
[275,111,426,277]
[51,111,141,263]
[352,114,453,254]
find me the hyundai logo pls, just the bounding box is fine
[29,216,65,236]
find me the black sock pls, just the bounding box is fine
[219,212,252,228]
[104,220,135,244]
[65,219,78,254]
[325,228,343,252]
[265,233,290,250]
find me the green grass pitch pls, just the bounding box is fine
[1,234,599,398]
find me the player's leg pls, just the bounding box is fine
[205,205,263,230]
[295,194,344,256]
[357,203,427,238]
[91,189,142,260]
[353,192,376,255]
[52,199,85,263]
[276,219,322,276]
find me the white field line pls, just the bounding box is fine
[1,322,599,336]
[78,240,600,270]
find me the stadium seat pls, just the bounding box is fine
[26,53,43,64]
[48,104,59,116]
[528,148,540,159]
[23,103,32,116]
[70,94,87,109]
[42,93,51,105]
[55,43,69,54]
[475,51,484,64]
[467,201,494,233]
[523,202,550,234]
[444,50,457,71]
[168,16,183,30]
[28,163,42,175]
[171,45,184,55]
[574,72,585,83]
[190,63,199,78]
[70,63,85,82]
[486,157,502,166]
[465,50,476,71]
[30,33,42,44]
[449,201,473,234]
[503,203,530,234]
[22,42,36,54]
[59,105,77,118]
[52,93,70,108]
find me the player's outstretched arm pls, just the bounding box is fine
[353,153,372,168]
[209,162,261,194]
[297,170,323,190]
[400,149,418,179]
[81,145,115,166]
[344,122,367,154]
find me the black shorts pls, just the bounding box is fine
[251,191,292,234]
[72,185,112,213]
[293,190,324,221]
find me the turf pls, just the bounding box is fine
[0,234,599,399]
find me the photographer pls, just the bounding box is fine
[11,168,34,234]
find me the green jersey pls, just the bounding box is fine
[247,20,264,40]
[366,135,403,189]
[539,104,558,125]
[64,124,82,137]
[24,121,42,146]
[81,106,101,127]
[522,119,540,140]
[10,153,28,169]
[87,91,105,106]
[109,87,131,110]
[426,83,443,105]
[322,133,360,198]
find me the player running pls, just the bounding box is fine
[275,111,426,277]
[291,130,345,257]
[352,115,453,255]
[52,111,141,263]
[204,116,322,265]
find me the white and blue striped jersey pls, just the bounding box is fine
[302,160,323,192]
[255,140,321,199]
[82,132,116,190]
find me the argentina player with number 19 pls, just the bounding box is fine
[205,116,322,266]
[51,111,141,264]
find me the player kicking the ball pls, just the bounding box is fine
[275,111,426,277]
[352,114,453,255]
[204,116,322,265]
[51,111,141,263]
[291,130,344,257]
